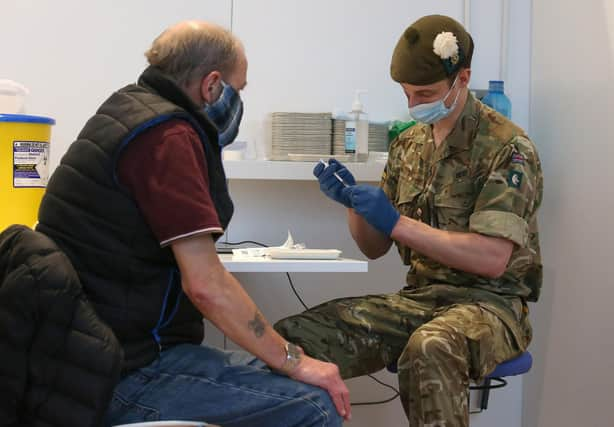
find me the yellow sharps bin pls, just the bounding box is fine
[0,114,55,230]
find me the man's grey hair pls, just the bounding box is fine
[145,22,241,87]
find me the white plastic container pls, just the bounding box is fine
[222,139,247,161]
[344,90,368,162]
[0,80,29,114]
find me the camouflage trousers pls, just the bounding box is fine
[274,285,530,427]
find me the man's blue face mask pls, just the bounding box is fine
[408,75,461,125]
[204,81,244,147]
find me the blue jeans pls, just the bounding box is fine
[104,343,342,427]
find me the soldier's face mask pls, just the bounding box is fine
[409,75,461,125]
[204,81,244,147]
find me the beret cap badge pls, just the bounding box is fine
[433,31,464,74]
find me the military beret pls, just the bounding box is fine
[390,15,474,85]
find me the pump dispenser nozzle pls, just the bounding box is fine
[352,90,368,113]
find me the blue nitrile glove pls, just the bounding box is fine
[342,184,400,236]
[313,159,356,208]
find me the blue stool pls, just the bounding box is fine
[471,351,533,411]
[386,351,532,411]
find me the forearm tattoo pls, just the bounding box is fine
[248,311,266,337]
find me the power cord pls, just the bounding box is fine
[351,375,400,406]
[285,272,309,311]
[222,240,268,248]
[221,239,400,406]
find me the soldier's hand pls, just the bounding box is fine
[314,158,356,208]
[288,355,351,421]
[343,184,400,236]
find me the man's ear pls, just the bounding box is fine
[200,71,222,104]
[459,68,471,88]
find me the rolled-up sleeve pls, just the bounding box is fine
[469,136,543,247]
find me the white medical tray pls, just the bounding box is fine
[268,248,342,260]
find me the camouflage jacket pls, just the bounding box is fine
[382,93,543,306]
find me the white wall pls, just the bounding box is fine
[2,1,532,426]
[234,0,532,151]
[0,0,231,168]
[525,1,614,426]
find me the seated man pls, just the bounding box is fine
[36,20,349,426]
[275,14,542,427]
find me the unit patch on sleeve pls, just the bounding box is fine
[507,170,523,188]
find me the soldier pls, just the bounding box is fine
[275,14,543,427]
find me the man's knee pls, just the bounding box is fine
[399,325,462,370]
[274,312,331,349]
[274,315,309,345]
[274,314,336,366]
[294,387,343,427]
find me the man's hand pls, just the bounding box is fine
[287,355,351,422]
[343,184,400,236]
[313,159,356,207]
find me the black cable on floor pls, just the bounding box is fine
[351,374,400,406]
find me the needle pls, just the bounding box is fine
[319,159,350,187]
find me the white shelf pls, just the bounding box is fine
[218,254,368,273]
[222,159,385,182]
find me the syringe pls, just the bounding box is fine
[319,159,350,188]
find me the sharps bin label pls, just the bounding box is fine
[13,141,50,188]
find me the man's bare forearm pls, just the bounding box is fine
[173,236,288,370]
[194,266,288,368]
[347,209,393,259]
[390,215,514,278]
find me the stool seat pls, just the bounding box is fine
[476,351,532,412]
[488,351,532,378]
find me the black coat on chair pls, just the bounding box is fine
[0,225,123,427]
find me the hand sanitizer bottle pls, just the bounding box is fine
[344,90,368,162]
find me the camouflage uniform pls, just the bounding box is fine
[275,94,543,426]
